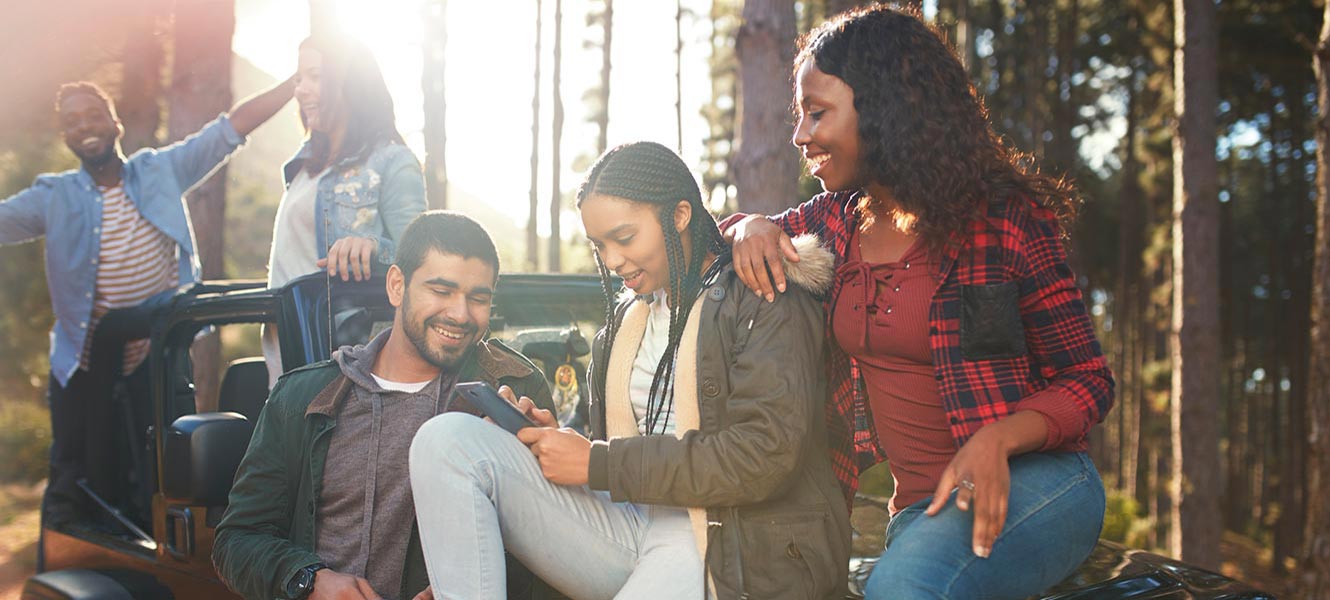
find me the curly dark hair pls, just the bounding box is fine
[796,5,1080,244]
[576,141,728,435]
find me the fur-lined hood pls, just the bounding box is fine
[782,233,835,295]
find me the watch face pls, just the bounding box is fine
[287,566,315,598]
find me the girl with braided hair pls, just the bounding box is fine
[409,141,851,599]
[725,6,1112,599]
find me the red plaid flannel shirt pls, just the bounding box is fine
[725,191,1114,501]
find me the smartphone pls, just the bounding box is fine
[452,382,537,435]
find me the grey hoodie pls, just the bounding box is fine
[318,329,454,599]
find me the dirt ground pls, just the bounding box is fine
[0,481,44,600]
[0,482,1298,599]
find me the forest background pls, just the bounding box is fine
[3,0,1330,597]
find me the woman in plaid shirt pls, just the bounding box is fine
[725,6,1113,599]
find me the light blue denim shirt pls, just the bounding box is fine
[0,115,246,386]
[281,140,426,266]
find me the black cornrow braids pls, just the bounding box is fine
[578,141,734,435]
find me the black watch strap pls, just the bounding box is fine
[285,562,326,599]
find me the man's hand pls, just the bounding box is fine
[411,585,434,600]
[309,569,382,600]
[727,215,798,303]
[318,236,377,281]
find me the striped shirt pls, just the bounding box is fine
[79,184,179,374]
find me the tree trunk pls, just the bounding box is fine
[527,0,542,272]
[422,0,448,210]
[549,0,563,272]
[170,0,234,413]
[597,0,613,156]
[676,0,685,154]
[309,0,337,37]
[119,0,167,154]
[1168,0,1221,570]
[734,0,799,214]
[1299,2,1330,594]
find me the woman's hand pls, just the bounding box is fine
[318,236,377,281]
[517,428,592,486]
[925,410,1047,559]
[497,385,588,485]
[496,385,558,428]
[727,215,798,303]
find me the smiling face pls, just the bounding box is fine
[295,47,331,132]
[792,60,864,193]
[58,93,121,167]
[388,249,495,371]
[580,193,691,297]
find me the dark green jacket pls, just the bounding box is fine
[587,243,852,600]
[213,339,553,600]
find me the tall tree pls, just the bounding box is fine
[119,0,167,154]
[1301,0,1330,593]
[422,0,448,209]
[1169,0,1221,570]
[549,0,564,271]
[733,0,799,213]
[596,0,613,156]
[676,0,685,154]
[169,0,235,413]
[527,0,543,271]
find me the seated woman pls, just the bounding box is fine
[262,33,426,385]
[409,141,851,599]
[726,6,1113,599]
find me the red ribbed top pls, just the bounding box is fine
[832,231,954,515]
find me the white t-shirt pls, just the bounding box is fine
[371,374,432,394]
[267,167,328,289]
[262,167,329,387]
[629,292,677,435]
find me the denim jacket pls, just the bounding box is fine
[0,115,246,386]
[281,140,425,267]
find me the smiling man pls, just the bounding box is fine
[214,211,554,600]
[0,78,294,527]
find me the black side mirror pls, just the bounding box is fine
[162,412,254,506]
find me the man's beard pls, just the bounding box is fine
[402,293,477,370]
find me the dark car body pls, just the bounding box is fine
[25,274,1273,600]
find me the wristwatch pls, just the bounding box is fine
[284,562,326,599]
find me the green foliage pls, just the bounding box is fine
[0,401,52,484]
[1101,490,1152,549]
[857,461,896,499]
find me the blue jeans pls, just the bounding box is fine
[864,452,1104,600]
[409,412,703,600]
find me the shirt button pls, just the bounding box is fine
[85,292,92,299]
[93,227,100,234]
[80,322,87,328]
[885,307,893,314]
[702,379,720,397]
[894,286,901,293]
[904,262,911,270]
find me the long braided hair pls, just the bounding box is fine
[577,141,729,435]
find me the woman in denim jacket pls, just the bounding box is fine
[263,33,426,383]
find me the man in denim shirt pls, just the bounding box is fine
[0,78,295,525]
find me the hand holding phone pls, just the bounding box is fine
[452,382,537,434]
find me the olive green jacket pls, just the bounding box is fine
[587,236,852,600]
[213,338,552,600]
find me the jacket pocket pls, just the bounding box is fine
[331,167,383,234]
[960,281,1027,361]
[738,507,837,599]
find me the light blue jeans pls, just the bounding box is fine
[408,412,703,600]
[863,451,1104,600]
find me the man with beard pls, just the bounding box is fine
[0,79,295,526]
[214,211,555,600]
